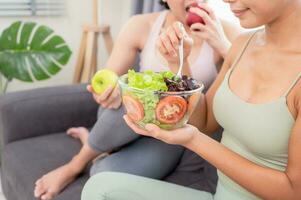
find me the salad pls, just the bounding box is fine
[119,70,203,130]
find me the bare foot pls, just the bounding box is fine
[34,162,83,200]
[66,127,89,145]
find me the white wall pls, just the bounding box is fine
[1,0,132,92]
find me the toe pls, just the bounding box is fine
[34,183,46,198]
[41,191,56,200]
[66,127,77,135]
[35,177,44,185]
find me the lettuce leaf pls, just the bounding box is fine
[128,70,174,92]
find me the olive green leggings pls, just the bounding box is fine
[81,172,213,200]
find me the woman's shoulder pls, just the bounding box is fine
[127,11,166,32]
[131,11,164,21]
[121,11,167,49]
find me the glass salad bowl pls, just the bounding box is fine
[118,70,204,130]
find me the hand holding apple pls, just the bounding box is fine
[91,69,118,95]
[88,69,122,109]
[186,2,209,27]
[187,3,231,58]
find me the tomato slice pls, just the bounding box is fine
[155,96,187,124]
[123,95,144,122]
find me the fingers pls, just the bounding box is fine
[172,21,194,49]
[98,86,114,102]
[123,115,150,136]
[167,26,180,50]
[160,32,177,57]
[86,85,94,93]
[87,84,112,103]
[183,34,194,49]
[156,21,194,62]
[172,21,184,40]
[123,116,174,144]
[92,85,113,104]
[123,115,166,140]
[197,3,217,20]
[189,6,214,26]
[145,124,172,142]
[190,23,214,40]
[156,39,169,56]
[107,97,122,109]
[167,23,194,56]
[157,21,184,57]
[88,82,121,109]
[173,21,192,43]
[144,124,163,139]
[190,23,206,32]
[103,86,122,108]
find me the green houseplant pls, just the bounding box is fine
[0,21,72,93]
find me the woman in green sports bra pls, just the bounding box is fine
[81,0,301,199]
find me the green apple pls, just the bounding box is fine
[91,69,118,95]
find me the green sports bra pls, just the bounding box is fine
[212,31,299,200]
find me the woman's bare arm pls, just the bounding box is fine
[105,14,151,75]
[88,14,154,108]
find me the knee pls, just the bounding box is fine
[89,163,98,176]
[90,153,122,176]
[81,172,115,200]
[89,161,110,176]
[82,172,145,200]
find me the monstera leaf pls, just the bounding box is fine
[0,21,72,82]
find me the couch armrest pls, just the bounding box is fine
[0,84,98,146]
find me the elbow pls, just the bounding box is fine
[283,173,301,200]
[200,121,220,136]
[265,191,299,200]
[278,192,301,200]
[291,193,301,200]
[200,127,216,136]
[266,178,301,200]
[284,186,301,200]
[259,173,300,200]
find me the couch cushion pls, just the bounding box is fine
[1,130,221,200]
[1,132,89,200]
[164,149,217,194]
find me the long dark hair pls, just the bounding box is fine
[159,0,170,9]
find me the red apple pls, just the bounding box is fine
[186,3,209,27]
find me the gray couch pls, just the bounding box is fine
[0,84,218,200]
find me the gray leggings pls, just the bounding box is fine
[87,106,184,179]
